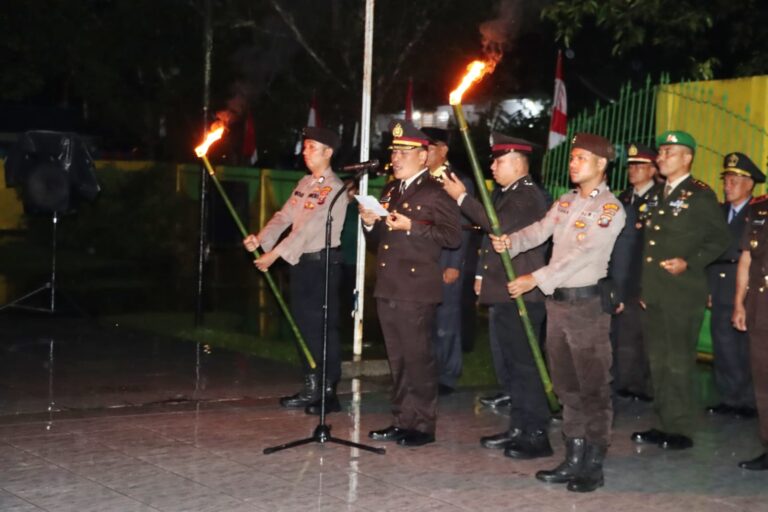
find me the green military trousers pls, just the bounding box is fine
[644,303,705,436]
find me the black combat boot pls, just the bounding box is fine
[305,381,341,415]
[279,373,319,408]
[567,443,607,493]
[535,437,585,484]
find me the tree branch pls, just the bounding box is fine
[373,18,432,112]
[269,0,349,91]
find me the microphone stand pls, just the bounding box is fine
[263,169,385,456]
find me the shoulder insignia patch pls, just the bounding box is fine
[749,194,768,205]
[692,179,710,190]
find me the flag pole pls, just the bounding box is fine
[352,0,374,362]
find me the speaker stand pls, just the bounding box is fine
[0,212,76,314]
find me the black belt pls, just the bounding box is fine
[300,247,341,262]
[712,259,738,265]
[552,285,600,301]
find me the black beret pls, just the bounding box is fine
[303,126,340,150]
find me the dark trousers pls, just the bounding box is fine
[433,278,463,389]
[546,296,613,446]
[489,300,549,431]
[611,300,651,395]
[711,302,755,408]
[377,298,438,434]
[644,303,703,437]
[746,293,768,445]
[289,250,342,383]
[489,309,513,392]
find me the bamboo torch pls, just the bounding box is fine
[194,124,316,369]
[449,62,558,411]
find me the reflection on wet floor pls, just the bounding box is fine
[1,315,767,511]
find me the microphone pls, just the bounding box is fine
[341,159,380,173]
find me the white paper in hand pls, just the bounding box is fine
[354,195,389,217]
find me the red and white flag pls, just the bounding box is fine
[548,51,567,149]
[295,92,321,154]
[242,111,258,165]
[404,78,414,122]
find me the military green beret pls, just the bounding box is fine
[655,130,696,153]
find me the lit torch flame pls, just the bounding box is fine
[449,60,496,105]
[194,122,225,157]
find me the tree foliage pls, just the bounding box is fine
[542,0,768,80]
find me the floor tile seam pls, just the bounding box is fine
[1,450,167,512]
[351,467,472,503]
[0,486,50,512]
[5,433,248,509]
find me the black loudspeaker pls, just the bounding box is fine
[4,131,100,214]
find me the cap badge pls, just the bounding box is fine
[666,134,678,143]
[727,153,739,167]
[392,123,404,138]
[628,144,638,156]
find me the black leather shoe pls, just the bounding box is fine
[368,426,407,441]
[397,430,435,447]
[706,403,734,415]
[660,434,693,450]
[734,406,757,419]
[480,428,522,450]
[631,428,667,444]
[738,452,768,470]
[479,393,511,408]
[618,389,653,402]
[504,430,553,460]
[438,384,455,396]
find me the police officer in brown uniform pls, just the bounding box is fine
[243,126,347,414]
[733,192,768,470]
[492,133,625,492]
[610,143,659,401]
[706,153,764,418]
[360,122,461,447]
[632,131,730,451]
[443,133,551,458]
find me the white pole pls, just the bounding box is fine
[353,0,374,361]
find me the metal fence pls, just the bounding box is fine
[542,74,768,199]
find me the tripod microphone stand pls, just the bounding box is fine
[264,172,384,456]
[0,212,61,313]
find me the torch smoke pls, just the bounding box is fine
[479,0,522,63]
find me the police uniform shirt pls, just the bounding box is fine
[256,167,348,264]
[505,182,626,295]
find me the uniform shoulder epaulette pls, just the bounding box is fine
[691,178,711,190]
[749,194,768,205]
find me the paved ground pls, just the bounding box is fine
[0,314,766,511]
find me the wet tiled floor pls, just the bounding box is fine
[1,315,766,511]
